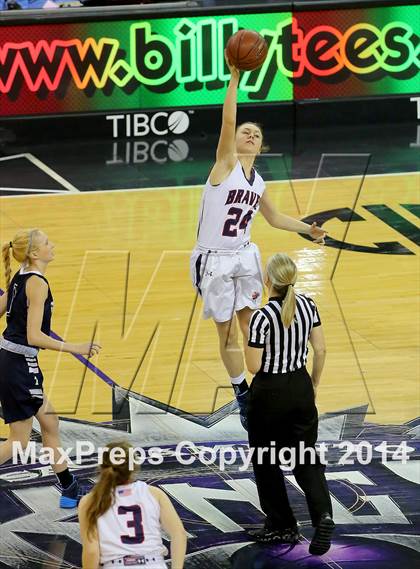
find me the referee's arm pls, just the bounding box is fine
[245,310,268,374]
[309,325,326,393]
[245,345,264,375]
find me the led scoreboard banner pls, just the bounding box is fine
[0,1,419,118]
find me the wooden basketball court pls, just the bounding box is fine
[1,171,418,438]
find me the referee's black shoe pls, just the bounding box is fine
[309,514,335,555]
[248,526,301,544]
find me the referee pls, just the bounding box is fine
[244,253,334,555]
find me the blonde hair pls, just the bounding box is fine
[2,229,42,290]
[266,253,297,328]
[85,441,137,539]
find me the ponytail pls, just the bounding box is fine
[85,466,120,538]
[280,284,296,328]
[2,229,42,291]
[85,441,136,539]
[266,253,298,328]
[2,242,12,291]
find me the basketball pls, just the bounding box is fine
[226,29,268,71]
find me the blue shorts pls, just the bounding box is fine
[0,348,44,424]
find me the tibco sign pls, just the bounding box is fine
[106,110,190,138]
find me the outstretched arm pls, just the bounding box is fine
[208,52,240,186]
[259,191,326,243]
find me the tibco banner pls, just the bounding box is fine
[106,111,192,138]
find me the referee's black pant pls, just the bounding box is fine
[248,366,332,530]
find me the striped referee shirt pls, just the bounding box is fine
[248,294,321,374]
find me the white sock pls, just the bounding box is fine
[230,372,246,385]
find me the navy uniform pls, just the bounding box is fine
[0,265,81,509]
[0,268,53,424]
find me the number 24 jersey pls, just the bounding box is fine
[196,160,265,250]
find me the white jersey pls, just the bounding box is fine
[196,160,265,250]
[97,481,166,564]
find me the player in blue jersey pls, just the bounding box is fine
[0,228,101,507]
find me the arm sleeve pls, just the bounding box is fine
[309,299,321,327]
[248,310,270,347]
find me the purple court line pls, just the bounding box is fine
[1,313,228,423]
[0,289,238,424]
[49,330,117,388]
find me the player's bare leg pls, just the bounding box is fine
[215,313,250,430]
[236,307,254,343]
[235,307,255,428]
[0,417,33,464]
[214,315,244,377]
[36,397,79,508]
[36,397,67,474]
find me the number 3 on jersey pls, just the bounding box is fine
[118,505,145,544]
[222,207,254,237]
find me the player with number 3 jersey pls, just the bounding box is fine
[190,52,326,429]
[78,441,187,569]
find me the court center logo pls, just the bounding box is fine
[301,204,419,255]
[106,110,191,138]
[0,403,419,569]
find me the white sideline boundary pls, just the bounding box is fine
[0,153,80,193]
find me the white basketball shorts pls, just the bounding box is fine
[190,242,264,323]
